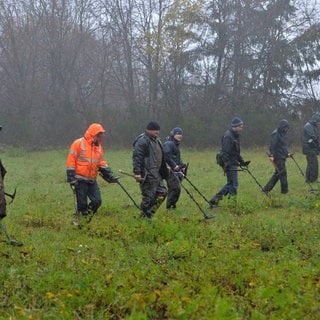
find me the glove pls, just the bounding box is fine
[99,167,119,183]
[66,169,78,185]
[240,160,251,167]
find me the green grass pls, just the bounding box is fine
[0,148,319,319]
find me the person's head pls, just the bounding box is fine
[231,117,244,132]
[146,121,160,137]
[310,113,320,124]
[171,127,183,142]
[278,119,289,134]
[85,123,106,145]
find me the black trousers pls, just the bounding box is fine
[263,159,288,194]
[305,152,318,183]
[165,170,181,208]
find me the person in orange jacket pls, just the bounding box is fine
[66,123,118,226]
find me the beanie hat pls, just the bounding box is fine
[172,127,183,135]
[231,117,243,127]
[146,121,160,130]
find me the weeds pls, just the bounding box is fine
[0,149,319,319]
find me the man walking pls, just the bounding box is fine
[209,117,249,208]
[163,127,186,210]
[0,126,7,221]
[66,123,118,226]
[302,113,320,183]
[133,121,168,219]
[262,119,291,194]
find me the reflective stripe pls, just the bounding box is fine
[78,157,99,163]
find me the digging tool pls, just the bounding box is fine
[239,166,271,199]
[180,182,214,220]
[5,187,17,204]
[119,169,145,182]
[289,154,315,191]
[0,220,23,246]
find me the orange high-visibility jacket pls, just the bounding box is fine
[66,123,108,180]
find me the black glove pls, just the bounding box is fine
[99,167,119,183]
[66,169,78,185]
[239,160,251,167]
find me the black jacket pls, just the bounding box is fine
[220,129,243,166]
[269,120,289,161]
[132,132,168,179]
[163,136,184,170]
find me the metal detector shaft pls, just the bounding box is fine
[182,174,211,205]
[290,155,314,190]
[240,166,271,199]
[116,180,141,210]
[180,183,214,220]
[0,220,23,246]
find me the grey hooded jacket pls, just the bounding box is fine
[302,113,320,155]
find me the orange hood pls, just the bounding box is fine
[84,123,106,142]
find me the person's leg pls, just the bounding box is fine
[153,180,168,212]
[263,169,280,192]
[140,176,159,217]
[277,160,288,194]
[165,171,180,209]
[0,175,6,220]
[210,166,238,206]
[306,153,318,183]
[75,180,89,213]
[87,180,102,213]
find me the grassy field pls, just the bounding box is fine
[0,147,319,319]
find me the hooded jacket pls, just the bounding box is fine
[132,132,168,179]
[269,119,289,161]
[220,128,243,166]
[163,135,184,170]
[302,113,320,154]
[66,123,108,180]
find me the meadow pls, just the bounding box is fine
[0,148,319,319]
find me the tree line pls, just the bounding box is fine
[0,0,319,149]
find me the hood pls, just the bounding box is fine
[277,119,289,135]
[278,119,289,130]
[309,113,320,125]
[84,123,106,141]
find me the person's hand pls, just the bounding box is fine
[240,160,251,167]
[69,179,78,187]
[173,165,180,171]
[288,153,294,158]
[134,174,143,182]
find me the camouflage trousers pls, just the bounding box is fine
[140,175,167,216]
[0,174,7,219]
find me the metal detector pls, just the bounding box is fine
[116,179,141,210]
[289,155,316,192]
[180,182,214,220]
[70,184,82,227]
[0,220,23,246]
[179,173,212,205]
[239,166,271,198]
